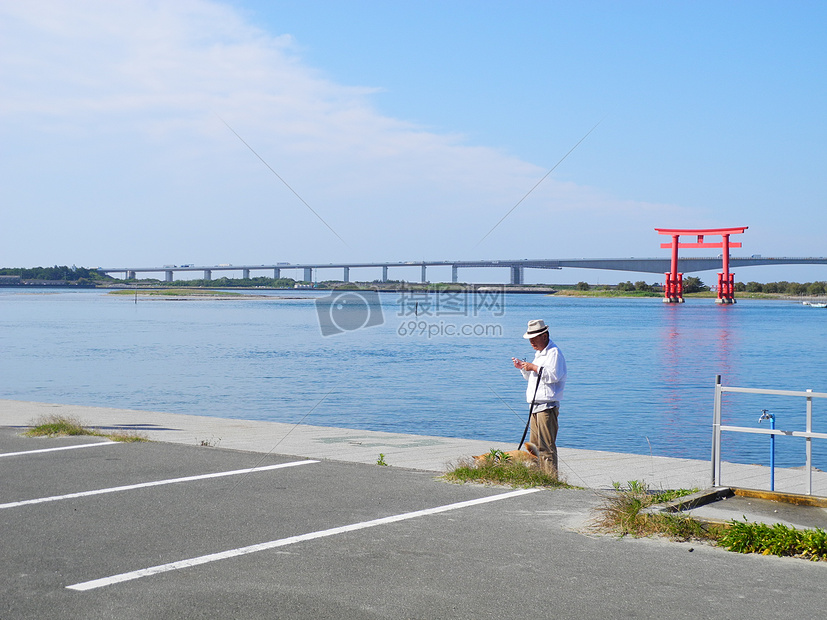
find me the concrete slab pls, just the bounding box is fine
[685,494,827,530]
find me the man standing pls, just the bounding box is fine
[512,319,567,474]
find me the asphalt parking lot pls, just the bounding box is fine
[3,427,827,620]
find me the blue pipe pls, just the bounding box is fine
[770,414,776,491]
[759,410,776,491]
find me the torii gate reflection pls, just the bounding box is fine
[655,227,748,304]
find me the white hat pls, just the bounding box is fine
[523,319,549,339]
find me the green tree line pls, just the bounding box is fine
[575,277,707,293]
[575,277,827,296]
[0,266,112,282]
[739,280,827,295]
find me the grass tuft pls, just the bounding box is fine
[26,414,89,437]
[106,430,150,443]
[25,415,148,442]
[442,454,571,489]
[594,480,716,541]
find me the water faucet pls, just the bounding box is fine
[758,409,774,423]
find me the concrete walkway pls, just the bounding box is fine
[4,398,826,497]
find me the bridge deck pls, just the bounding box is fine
[100,256,827,278]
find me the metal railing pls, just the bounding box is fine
[712,375,827,494]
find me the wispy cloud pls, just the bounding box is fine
[0,0,700,267]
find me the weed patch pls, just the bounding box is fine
[594,481,717,541]
[442,454,571,489]
[104,430,150,443]
[26,415,89,437]
[719,520,827,561]
[25,415,148,443]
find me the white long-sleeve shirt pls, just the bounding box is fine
[521,340,566,412]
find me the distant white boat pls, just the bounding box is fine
[809,302,827,308]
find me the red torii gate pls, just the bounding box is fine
[655,227,748,304]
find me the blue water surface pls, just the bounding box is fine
[2,287,826,469]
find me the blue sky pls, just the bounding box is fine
[1,0,825,284]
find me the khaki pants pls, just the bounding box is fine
[529,406,559,474]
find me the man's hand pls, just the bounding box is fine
[512,357,535,372]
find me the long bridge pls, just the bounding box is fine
[99,256,827,285]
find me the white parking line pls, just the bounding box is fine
[67,487,541,591]
[0,460,319,510]
[0,441,117,458]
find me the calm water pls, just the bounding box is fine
[2,287,827,469]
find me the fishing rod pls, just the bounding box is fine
[485,384,529,424]
[215,114,349,248]
[475,117,604,247]
[216,386,338,501]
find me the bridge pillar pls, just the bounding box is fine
[126,270,136,280]
[303,267,312,282]
[343,266,350,282]
[451,265,458,283]
[382,265,388,282]
[510,265,523,285]
[273,268,280,279]
[420,264,427,283]
[203,269,211,280]
[165,270,173,282]
[242,269,250,279]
